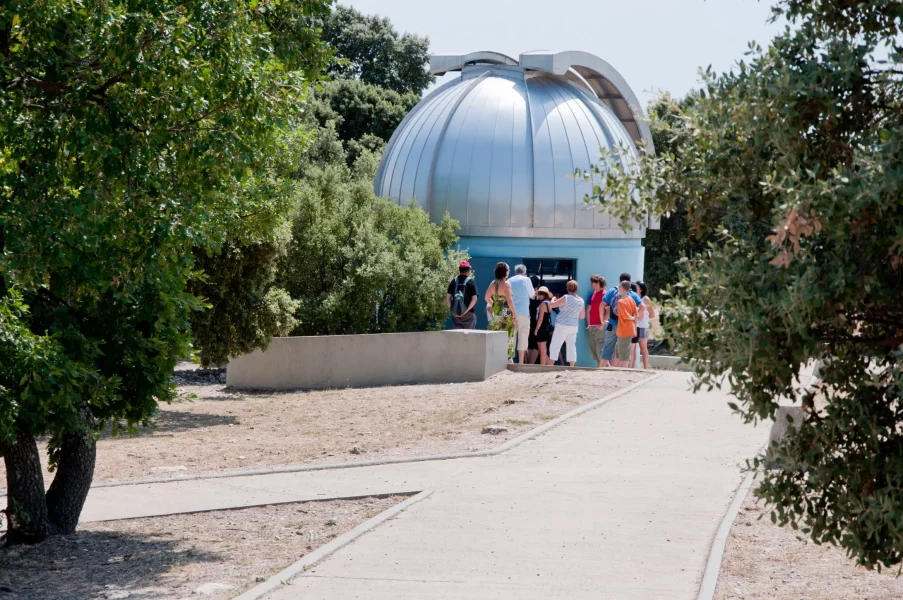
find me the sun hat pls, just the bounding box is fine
[537,286,551,298]
[459,260,471,268]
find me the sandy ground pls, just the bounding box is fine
[0,495,404,600]
[0,369,649,487]
[715,491,903,599]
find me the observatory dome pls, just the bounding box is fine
[374,51,655,238]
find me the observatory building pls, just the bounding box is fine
[375,50,656,366]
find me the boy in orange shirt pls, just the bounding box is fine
[615,280,638,365]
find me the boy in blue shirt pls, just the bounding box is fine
[600,272,643,367]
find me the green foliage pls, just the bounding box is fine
[0,291,108,444]
[583,0,903,568]
[639,93,712,299]
[312,79,419,146]
[191,2,436,362]
[188,242,299,368]
[277,164,464,336]
[0,0,328,474]
[187,128,308,367]
[318,4,434,95]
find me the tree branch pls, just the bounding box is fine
[92,72,129,96]
[167,100,236,132]
[0,20,10,59]
[18,76,71,95]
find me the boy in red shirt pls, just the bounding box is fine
[586,274,607,367]
[615,280,638,365]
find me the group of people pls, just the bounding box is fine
[447,261,655,368]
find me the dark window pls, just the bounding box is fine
[523,258,576,298]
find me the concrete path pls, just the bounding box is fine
[81,371,767,599]
[81,459,465,522]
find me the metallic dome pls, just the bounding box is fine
[374,51,654,239]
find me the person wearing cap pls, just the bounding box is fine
[446,261,478,329]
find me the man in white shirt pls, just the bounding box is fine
[508,264,535,364]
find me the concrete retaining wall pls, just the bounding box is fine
[227,330,509,390]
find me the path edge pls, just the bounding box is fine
[25,372,662,494]
[232,489,434,600]
[696,365,818,599]
[695,470,756,600]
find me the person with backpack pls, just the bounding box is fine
[600,272,644,367]
[446,261,479,329]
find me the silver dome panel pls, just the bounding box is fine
[375,52,650,238]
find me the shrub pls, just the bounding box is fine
[278,165,466,336]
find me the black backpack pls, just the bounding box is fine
[451,276,472,316]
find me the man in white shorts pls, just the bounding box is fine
[507,264,535,364]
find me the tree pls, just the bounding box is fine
[319,4,434,95]
[584,0,903,568]
[188,242,299,368]
[0,0,329,544]
[311,79,419,146]
[187,130,309,368]
[277,163,464,336]
[640,93,711,299]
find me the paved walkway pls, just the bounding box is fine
[81,371,767,599]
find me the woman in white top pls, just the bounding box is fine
[547,279,586,367]
[631,281,655,369]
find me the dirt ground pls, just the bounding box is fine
[715,491,903,599]
[0,369,649,487]
[0,495,404,600]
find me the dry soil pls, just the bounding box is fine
[715,491,903,599]
[0,368,649,487]
[0,495,405,600]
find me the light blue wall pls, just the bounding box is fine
[460,236,645,367]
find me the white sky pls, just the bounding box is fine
[346,0,785,107]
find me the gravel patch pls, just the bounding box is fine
[1,369,650,487]
[715,492,903,599]
[0,495,404,600]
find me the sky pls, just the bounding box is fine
[346,0,786,107]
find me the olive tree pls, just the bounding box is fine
[0,0,328,544]
[640,93,712,299]
[583,0,903,568]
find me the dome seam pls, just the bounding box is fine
[396,79,461,208]
[427,71,491,221]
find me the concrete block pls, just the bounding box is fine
[765,405,805,468]
[227,330,508,390]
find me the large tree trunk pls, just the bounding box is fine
[1,432,49,545]
[45,432,96,534]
